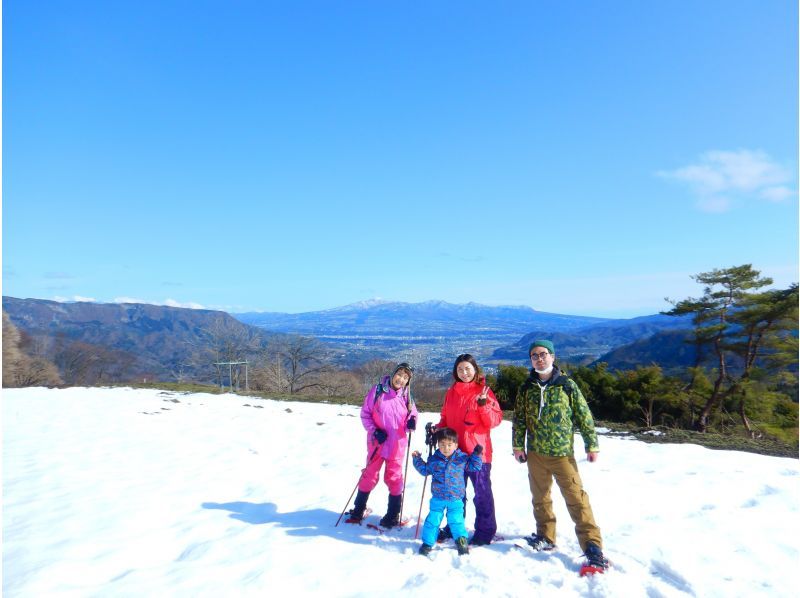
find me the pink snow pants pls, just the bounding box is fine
[359,455,404,495]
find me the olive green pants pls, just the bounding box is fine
[526,452,602,551]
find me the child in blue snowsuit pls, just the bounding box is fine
[412,427,483,556]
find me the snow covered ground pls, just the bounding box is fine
[3,387,799,597]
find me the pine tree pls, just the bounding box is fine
[665,265,797,434]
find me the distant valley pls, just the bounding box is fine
[233,299,693,372]
[3,296,695,382]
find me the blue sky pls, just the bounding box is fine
[3,1,797,318]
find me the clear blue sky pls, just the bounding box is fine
[3,1,797,318]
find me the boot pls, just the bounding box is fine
[379,494,402,528]
[346,490,370,523]
[525,533,555,551]
[584,542,609,570]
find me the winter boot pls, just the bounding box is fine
[379,494,402,528]
[584,542,609,570]
[525,533,555,551]
[456,537,469,556]
[469,535,491,546]
[436,527,453,543]
[346,490,370,523]
[418,543,433,556]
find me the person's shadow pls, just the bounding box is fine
[201,501,415,548]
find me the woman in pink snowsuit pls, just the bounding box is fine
[350,363,418,528]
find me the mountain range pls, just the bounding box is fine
[3,296,695,381]
[2,296,272,383]
[491,313,694,362]
[234,299,612,338]
[234,299,694,371]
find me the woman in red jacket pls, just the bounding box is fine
[435,354,503,545]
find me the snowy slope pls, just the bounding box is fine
[3,387,798,597]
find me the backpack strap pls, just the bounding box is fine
[373,381,385,405]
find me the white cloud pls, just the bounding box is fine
[759,186,794,202]
[113,297,205,309]
[113,296,149,305]
[658,149,795,212]
[164,298,206,309]
[53,295,97,303]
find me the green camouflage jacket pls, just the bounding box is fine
[511,367,599,457]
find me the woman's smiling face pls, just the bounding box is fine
[456,361,476,383]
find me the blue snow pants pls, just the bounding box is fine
[421,497,467,547]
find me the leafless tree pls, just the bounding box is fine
[188,316,259,386]
[12,356,63,387]
[3,313,62,387]
[317,370,361,398]
[53,340,101,385]
[255,335,334,395]
[354,359,396,392]
[408,367,448,410]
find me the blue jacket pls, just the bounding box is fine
[412,448,482,502]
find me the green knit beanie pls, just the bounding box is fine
[528,339,555,355]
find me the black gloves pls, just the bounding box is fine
[407,416,417,431]
[473,444,484,456]
[373,428,388,444]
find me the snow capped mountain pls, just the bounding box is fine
[234,299,609,336]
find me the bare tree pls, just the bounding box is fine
[354,359,396,392]
[2,312,24,386]
[255,335,334,395]
[3,313,62,387]
[188,316,259,386]
[250,345,291,393]
[53,340,101,385]
[12,356,63,387]
[408,367,448,409]
[317,370,361,398]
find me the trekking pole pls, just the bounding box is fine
[414,423,437,539]
[335,444,380,526]
[399,382,414,523]
[399,429,412,522]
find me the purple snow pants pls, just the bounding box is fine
[465,463,497,543]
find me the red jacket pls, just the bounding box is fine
[437,380,503,463]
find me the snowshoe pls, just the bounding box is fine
[344,507,372,524]
[579,542,609,576]
[524,533,556,552]
[436,527,453,544]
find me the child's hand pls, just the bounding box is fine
[472,444,484,456]
[412,450,421,458]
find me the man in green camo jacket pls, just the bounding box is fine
[512,339,608,569]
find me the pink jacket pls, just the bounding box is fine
[360,376,419,461]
